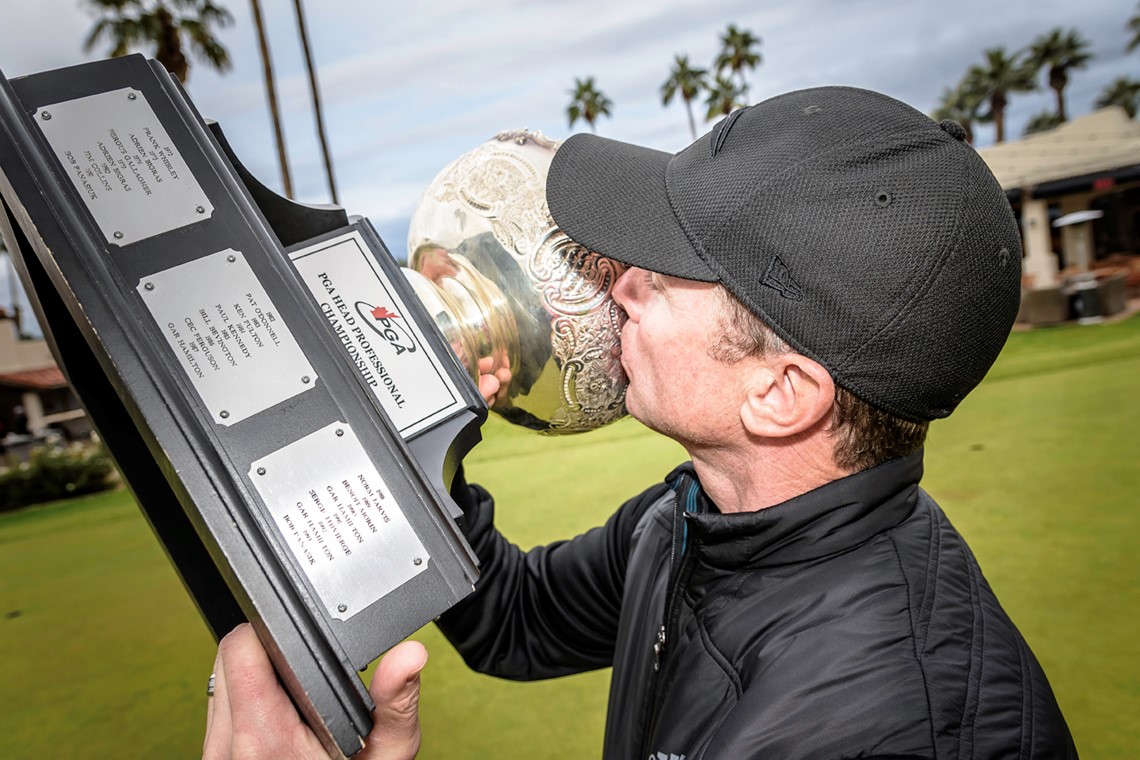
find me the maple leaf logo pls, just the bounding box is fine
[370,305,400,320]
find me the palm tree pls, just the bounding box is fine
[931,79,985,143]
[566,77,613,134]
[714,24,761,99]
[661,55,708,141]
[1096,77,1140,118]
[705,74,745,121]
[83,0,232,84]
[967,47,1037,143]
[1022,110,1062,136]
[292,0,337,203]
[1129,3,1140,52]
[1026,28,1092,123]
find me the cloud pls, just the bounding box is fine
[0,0,1134,256]
[1,0,1134,336]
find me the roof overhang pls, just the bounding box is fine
[978,106,1140,201]
[0,365,67,390]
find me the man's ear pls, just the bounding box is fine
[739,354,836,438]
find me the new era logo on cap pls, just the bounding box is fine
[760,256,803,301]
[710,107,748,158]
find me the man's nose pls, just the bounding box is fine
[612,266,643,318]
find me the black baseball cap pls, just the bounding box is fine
[546,86,1022,421]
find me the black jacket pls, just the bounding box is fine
[438,453,1076,759]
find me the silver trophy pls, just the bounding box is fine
[404,130,628,433]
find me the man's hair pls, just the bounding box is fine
[709,286,928,472]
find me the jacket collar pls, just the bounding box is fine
[680,450,923,569]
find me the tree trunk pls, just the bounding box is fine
[684,97,696,140]
[4,248,19,323]
[154,9,189,83]
[1051,68,1068,122]
[993,93,1007,143]
[250,0,293,197]
[292,0,338,204]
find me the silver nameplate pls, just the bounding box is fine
[290,231,466,438]
[35,87,213,246]
[138,249,316,425]
[249,422,430,620]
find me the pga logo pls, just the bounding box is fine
[355,301,418,356]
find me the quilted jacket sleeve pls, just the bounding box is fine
[435,472,669,680]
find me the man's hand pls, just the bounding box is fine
[203,623,427,760]
[476,354,512,408]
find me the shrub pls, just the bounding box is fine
[0,442,117,513]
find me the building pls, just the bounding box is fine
[978,106,1140,324]
[0,307,88,442]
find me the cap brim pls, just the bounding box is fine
[546,134,717,282]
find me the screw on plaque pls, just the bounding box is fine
[257,467,266,476]
[337,604,348,613]
[114,231,124,240]
[302,376,311,384]
[413,557,423,566]
[127,92,137,101]
[220,410,230,419]
[335,428,344,437]
[196,205,206,214]
[144,282,154,291]
[226,254,236,263]
[40,111,51,121]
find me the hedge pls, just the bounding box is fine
[0,442,117,512]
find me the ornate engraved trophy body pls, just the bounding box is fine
[404,130,628,433]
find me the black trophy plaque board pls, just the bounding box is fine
[0,55,485,758]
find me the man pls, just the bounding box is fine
[207,87,1075,758]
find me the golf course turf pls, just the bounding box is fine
[1,314,1137,758]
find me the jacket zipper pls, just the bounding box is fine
[640,473,700,758]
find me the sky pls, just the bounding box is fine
[0,0,1136,333]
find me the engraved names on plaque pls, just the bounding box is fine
[138,249,316,425]
[249,422,430,620]
[35,87,213,246]
[290,231,466,438]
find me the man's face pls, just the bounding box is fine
[610,267,748,447]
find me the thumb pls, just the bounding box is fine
[360,641,428,760]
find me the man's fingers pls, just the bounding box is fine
[361,641,428,760]
[219,624,295,732]
[477,373,501,405]
[203,630,233,759]
[209,623,327,759]
[219,624,281,719]
[492,368,512,405]
[203,627,427,759]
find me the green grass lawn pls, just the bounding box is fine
[1,315,1137,759]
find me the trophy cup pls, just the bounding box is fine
[402,130,629,433]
